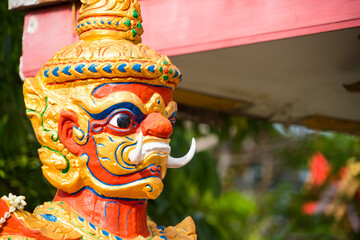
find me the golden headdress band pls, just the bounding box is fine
[36,0,182,89]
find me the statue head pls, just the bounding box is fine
[23,0,195,200]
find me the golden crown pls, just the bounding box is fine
[36,0,182,89]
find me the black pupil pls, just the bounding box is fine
[116,113,131,128]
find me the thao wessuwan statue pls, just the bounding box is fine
[0,0,197,239]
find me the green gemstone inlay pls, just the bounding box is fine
[124,19,131,27]
[137,22,142,29]
[133,10,139,18]
[163,75,169,81]
[162,60,168,65]
[132,29,138,37]
[159,66,163,73]
[169,68,173,74]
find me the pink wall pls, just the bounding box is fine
[21,0,360,78]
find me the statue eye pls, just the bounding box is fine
[109,112,132,129]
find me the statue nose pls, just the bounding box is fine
[140,113,173,139]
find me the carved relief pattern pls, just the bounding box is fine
[38,40,181,88]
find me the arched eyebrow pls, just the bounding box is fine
[92,82,173,105]
[81,102,145,123]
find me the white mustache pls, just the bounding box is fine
[128,132,196,168]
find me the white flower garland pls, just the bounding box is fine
[0,193,27,227]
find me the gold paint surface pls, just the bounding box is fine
[301,115,360,135]
[2,199,196,240]
[20,0,197,238]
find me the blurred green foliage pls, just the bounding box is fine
[2,2,360,240]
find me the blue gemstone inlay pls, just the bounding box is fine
[157,226,166,231]
[77,25,80,29]
[75,64,85,74]
[102,230,110,236]
[115,236,122,240]
[179,73,183,81]
[160,236,167,240]
[52,67,59,77]
[132,64,142,73]
[117,63,127,72]
[89,222,97,230]
[78,216,84,222]
[173,69,179,78]
[87,21,90,24]
[147,65,155,73]
[81,23,84,27]
[116,22,119,26]
[108,21,112,25]
[44,69,49,77]
[62,65,71,75]
[40,214,57,222]
[94,21,97,24]
[101,21,105,24]
[103,64,112,73]
[88,64,98,73]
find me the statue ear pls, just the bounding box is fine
[58,110,82,156]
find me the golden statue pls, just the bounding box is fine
[0,0,197,239]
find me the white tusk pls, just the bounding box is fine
[129,132,143,165]
[167,138,196,168]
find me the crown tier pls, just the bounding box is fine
[35,0,181,89]
[77,0,143,43]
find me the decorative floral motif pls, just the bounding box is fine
[0,194,26,227]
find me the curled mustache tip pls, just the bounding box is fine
[167,138,196,168]
[129,132,143,165]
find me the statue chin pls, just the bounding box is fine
[85,177,164,200]
[142,178,164,199]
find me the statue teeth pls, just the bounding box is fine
[167,138,196,168]
[129,132,143,165]
[141,142,171,160]
[129,134,195,169]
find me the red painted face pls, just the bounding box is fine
[58,82,177,199]
[92,83,173,105]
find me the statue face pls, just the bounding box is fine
[58,82,178,199]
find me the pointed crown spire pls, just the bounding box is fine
[35,0,182,89]
[76,0,143,43]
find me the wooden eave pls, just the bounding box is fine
[9,0,73,10]
[12,0,360,134]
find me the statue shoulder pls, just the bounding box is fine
[0,196,45,239]
[0,197,81,240]
[147,216,197,240]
